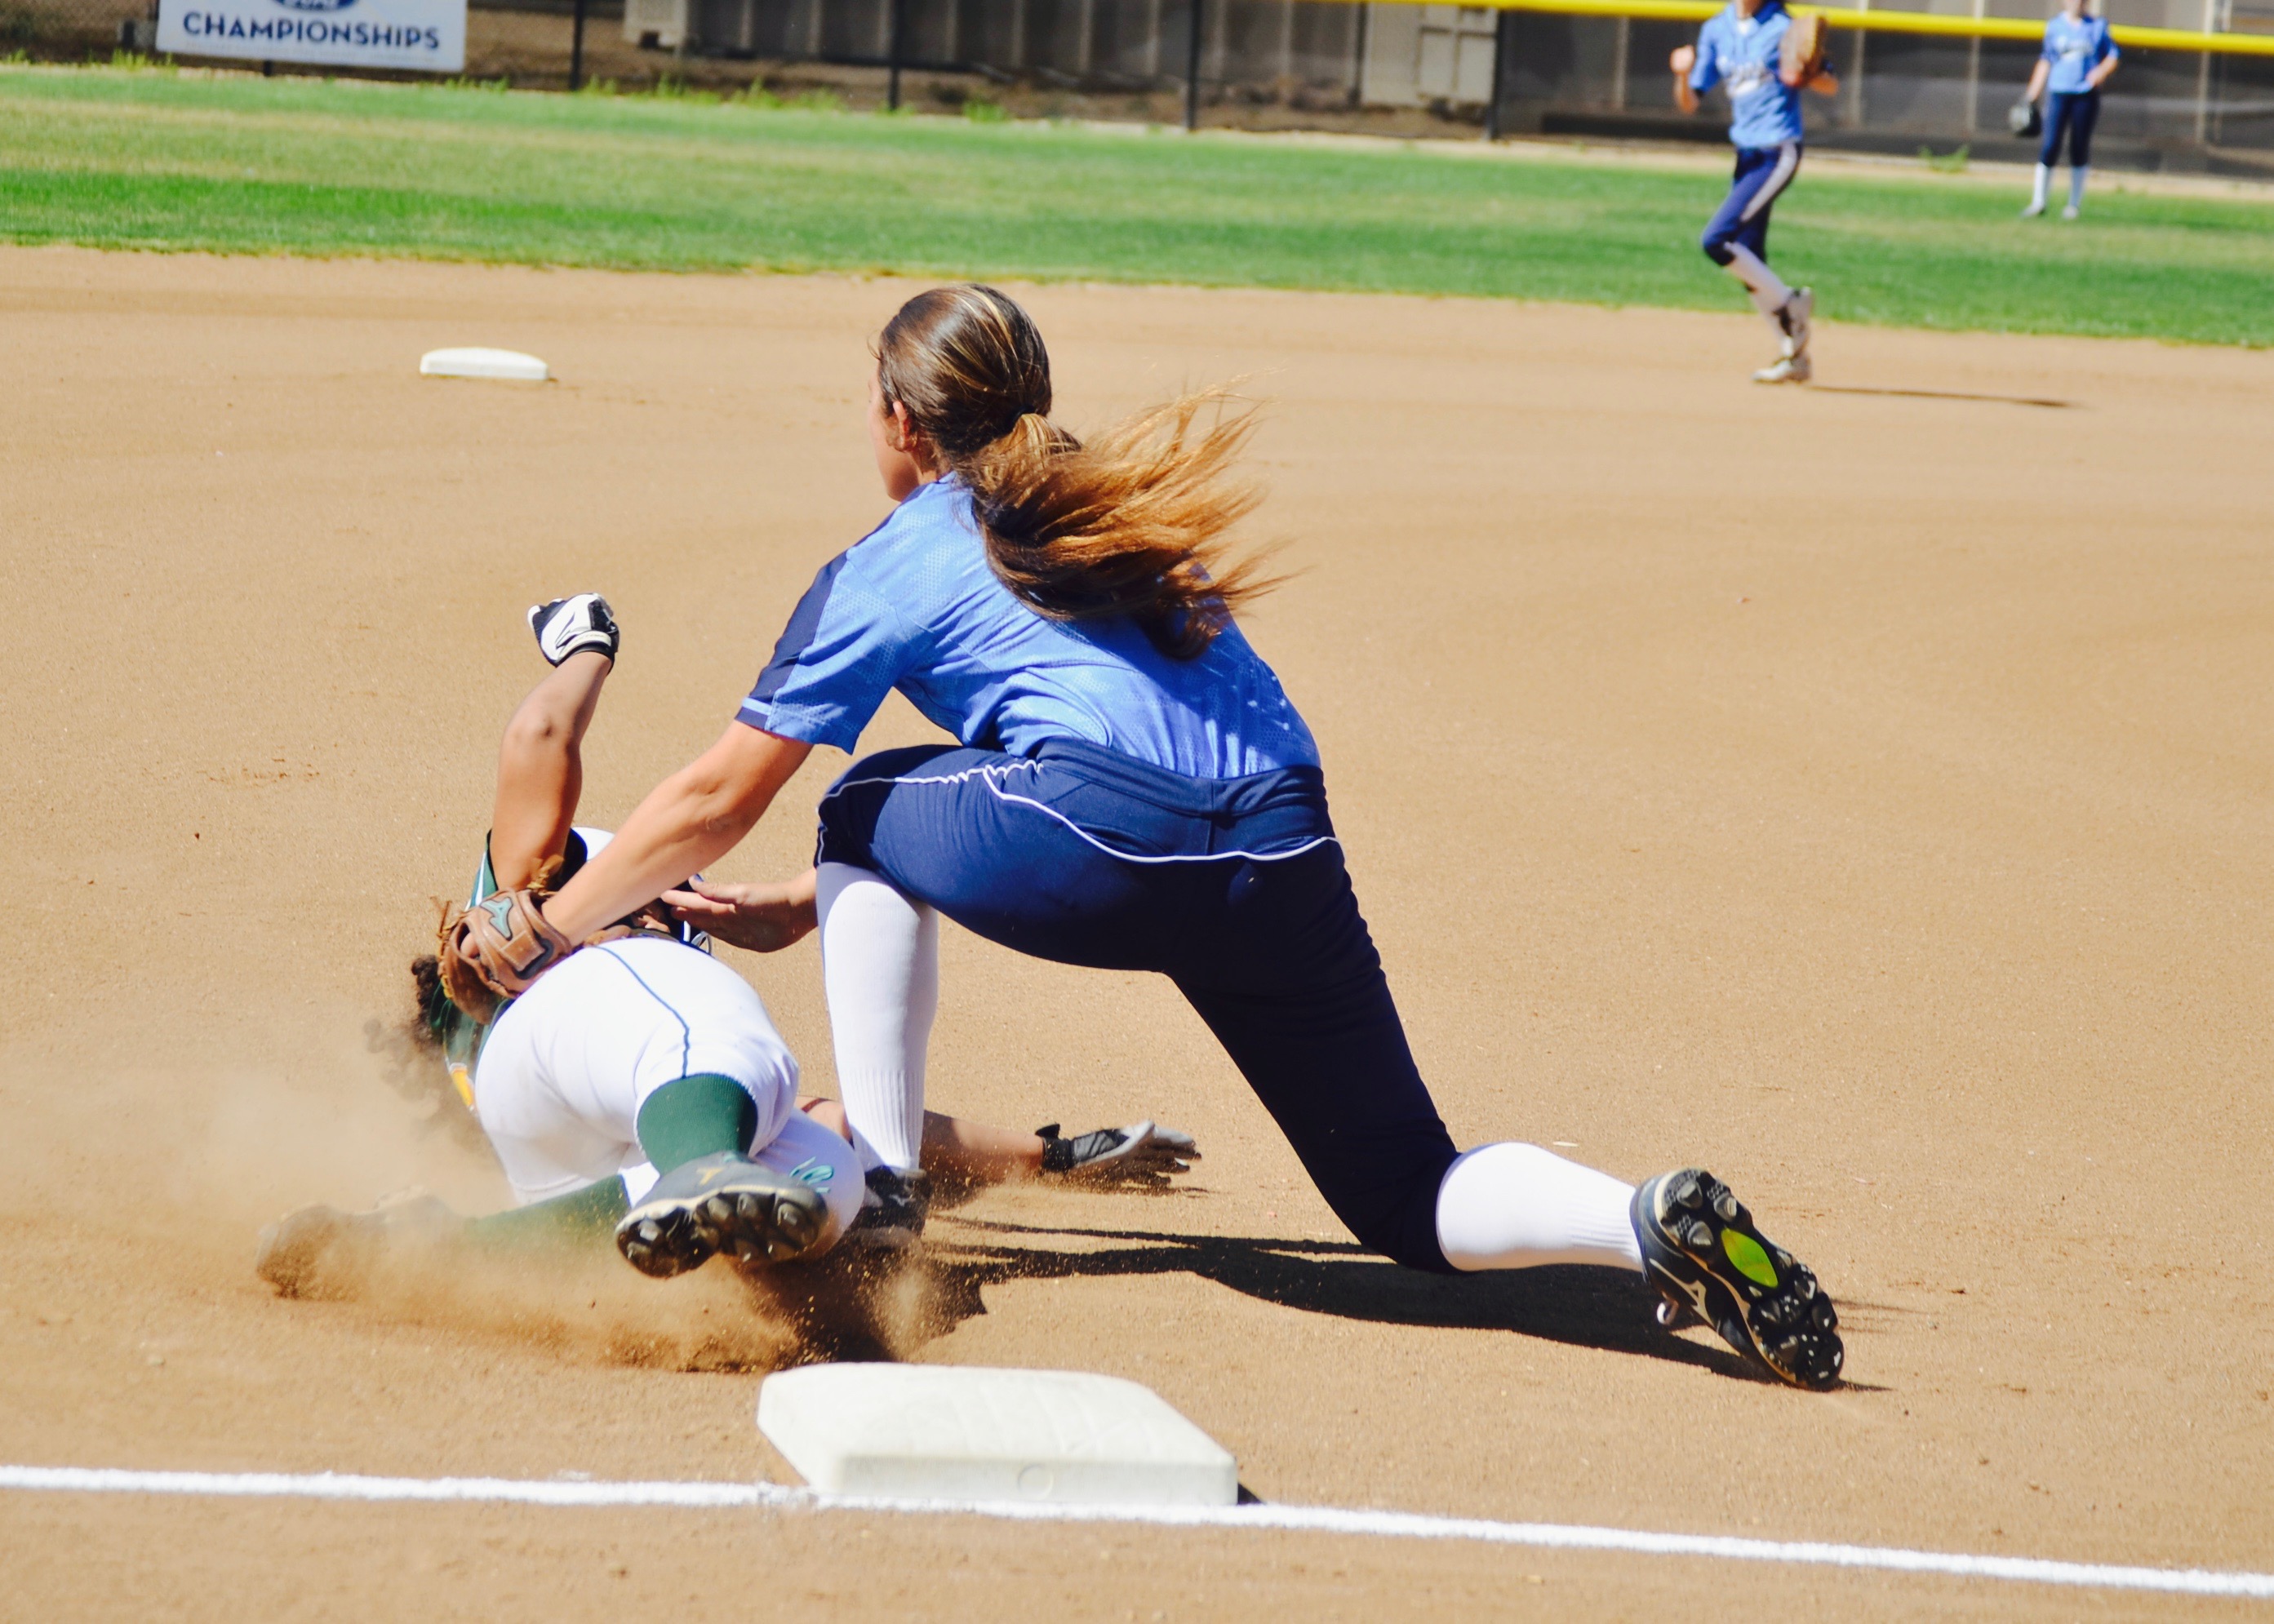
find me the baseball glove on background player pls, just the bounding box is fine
[1780,13,1829,82]
[2007,96,2043,137]
[437,887,577,1023]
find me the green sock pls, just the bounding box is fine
[635,1072,757,1175]
[461,1175,629,1252]
[455,1076,754,1259]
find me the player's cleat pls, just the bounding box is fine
[2021,200,2048,219]
[2061,203,2081,221]
[1777,286,1814,359]
[1632,1169,1844,1390]
[1752,354,1813,385]
[528,593,620,666]
[615,1151,832,1278]
[255,1189,461,1299]
[843,1165,930,1250]
[1035,1120,1201,1186]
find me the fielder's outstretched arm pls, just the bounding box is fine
[540,721,811,942]
[663,867,820,953]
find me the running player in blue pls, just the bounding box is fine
[531,284,1848,1389]
[1670,0,1840,384]
[2020,0,2119,220]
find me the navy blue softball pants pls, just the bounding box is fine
[1701,141,1802,268]
[2040,90,2100,168]
[815,738,1462,1272]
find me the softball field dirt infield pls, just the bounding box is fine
[2,246,2269,1618]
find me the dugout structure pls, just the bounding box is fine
[20,0,2274,171]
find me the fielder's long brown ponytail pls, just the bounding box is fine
[874,284,1277,659]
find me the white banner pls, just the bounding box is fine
[157,0,465,73]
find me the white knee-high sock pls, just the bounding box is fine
[2031,163,2052,211]
[2068,165,2090,211]
[1434,1143,1644,1273]
[816,863,938,1173]
[1723,243,1792,339]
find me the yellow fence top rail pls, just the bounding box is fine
[1317,0,2274,57]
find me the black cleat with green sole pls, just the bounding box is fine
[1632,1168,1844,1390]
[615,1151,831,1279]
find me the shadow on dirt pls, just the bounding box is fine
[1810,384,2076,410]
[752,1214,1771,1383]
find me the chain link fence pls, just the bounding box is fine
[9,0,2272,171]
[1499,11,2274,169]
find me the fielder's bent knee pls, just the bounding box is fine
[1702,234,1736,267]
[1330,1149,1462,1276]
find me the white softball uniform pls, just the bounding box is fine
[473,934,856,1239]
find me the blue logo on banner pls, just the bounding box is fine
[272,0,357,13]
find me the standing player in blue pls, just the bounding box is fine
[2019,0,2119,220]
[523,285,1847,1389]
[1669,0,1840,384]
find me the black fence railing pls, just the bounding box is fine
[11,0,2273,171]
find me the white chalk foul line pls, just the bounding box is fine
[3,1465,2268,1600]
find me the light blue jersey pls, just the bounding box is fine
[2042,12,2116,94]
[737,477,1320,779]
[1690,0,1805,150]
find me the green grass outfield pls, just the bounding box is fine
[3,64,2271,344]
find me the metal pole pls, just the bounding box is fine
[1847,0,1868,128]
[887,0,906,109]
[2195,0,2218,144]
[1484,7,1508,140]
[1184,0,1203,130]
[1962,0,1983,134]
[1348,0,1368,108]
[570,0,588,91]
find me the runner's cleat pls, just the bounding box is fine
[1632,1169,1844,1389]
[2021,200,2047,219]
[1753,354,1813,385]
[843,1165,930,1250]
[615,1151,831,1278]
[255,1189,460,1299]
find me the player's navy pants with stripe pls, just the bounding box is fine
[1701,141,1802,267]
[816,737,1462,1272]
[2040,90,2100,166]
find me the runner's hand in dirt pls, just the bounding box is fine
[1037,1121,1202,1187]
[661,869,818,953]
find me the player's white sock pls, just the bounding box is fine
[1433,1142,1644,1273]
[816,863,937,1174]
[1723,245,1793,339]
[2067,165,2090,212]
[2031,163,2052,211]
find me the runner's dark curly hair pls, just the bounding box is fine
[363,954,492,1158]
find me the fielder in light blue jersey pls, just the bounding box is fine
[2020,0,2120,219]
[737,475,1319,780]
[1670,0,1840,384]
[534,285,1850,1390]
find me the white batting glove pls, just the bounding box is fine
[528,593,620,665]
